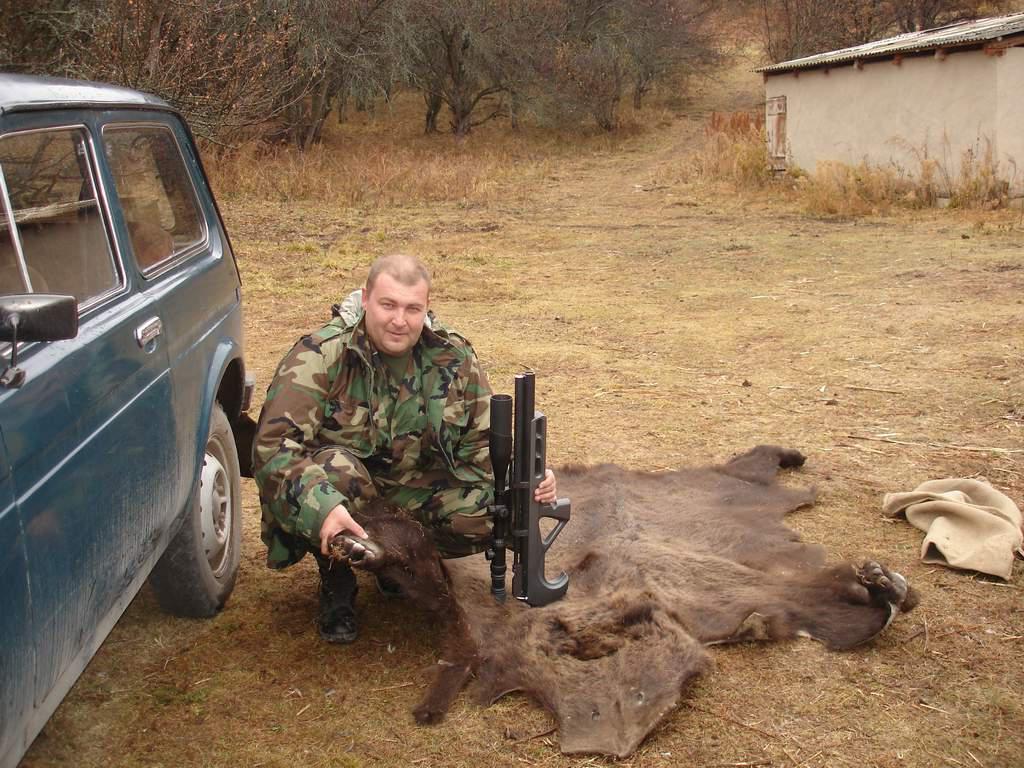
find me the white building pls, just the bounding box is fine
[757,14,1024,197]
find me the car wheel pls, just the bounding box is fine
[149,402,241,618]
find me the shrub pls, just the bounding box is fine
[802,161,920,217]
[683,110,772,187]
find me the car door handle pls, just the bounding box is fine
[134,317,163,349]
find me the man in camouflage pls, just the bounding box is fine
[253,254,556,643]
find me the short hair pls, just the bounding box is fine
[365,253,431,295]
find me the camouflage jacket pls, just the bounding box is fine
[253,304,493,567]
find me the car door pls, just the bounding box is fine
[100,115,241,515]
[0,117,177,728]
[0,432,33,766]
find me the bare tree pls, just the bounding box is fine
[0,0,749,141]
[38,0,301,142]
[0,0,396,146]
[892,0,1011,31]
[0,0,92,74]
[622,0,721,110]
[759,0,875,62]
[275,0,394,149]
[514,0,722,131]
[387,0,532,136]
[760,0,1013,63]
[531,0,630,132]
[559,35,629,131]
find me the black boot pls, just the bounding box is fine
[314,553,358,644]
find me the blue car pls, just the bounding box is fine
[0,74,253,768]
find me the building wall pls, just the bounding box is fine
[764,46,1022,195]
[995,47,1024,193]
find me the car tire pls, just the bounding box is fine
[149,402,242,618]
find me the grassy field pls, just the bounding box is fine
[21,71,1024,768]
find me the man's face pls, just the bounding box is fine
[361,272,430,356]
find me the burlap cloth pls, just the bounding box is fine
[882,478,1023,580]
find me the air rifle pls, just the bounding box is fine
[486,371,571,607]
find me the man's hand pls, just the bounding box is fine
[320,503,368,557]
[534,469,557,505]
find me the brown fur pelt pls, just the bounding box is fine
[330,501,477,725]
[332,445,919,757]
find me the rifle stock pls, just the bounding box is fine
[487,372,570,606]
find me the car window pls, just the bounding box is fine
[0,127,120,304]
[103,125,206,274]
[0,222,27,294]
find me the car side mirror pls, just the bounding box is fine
[0,294,79,388]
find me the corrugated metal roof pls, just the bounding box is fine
[756,12,1024,74]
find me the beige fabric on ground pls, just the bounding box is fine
[882,479,1023,580]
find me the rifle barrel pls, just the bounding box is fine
[488,394,514,602]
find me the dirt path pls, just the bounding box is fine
[23,103,1024,768]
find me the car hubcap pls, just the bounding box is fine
[200,449,230,575]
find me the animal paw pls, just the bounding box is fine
[329,534,383,568]
[855,561,915,612]
[776,447,807,469]
[412,700,446,725]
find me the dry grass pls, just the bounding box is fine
[20,70,1024,768]
[945,138,1015,209]
[687,115,1020,217]
[803,136,1016,217]
[670,110,774,189]
[801,160,921,217]
[204,93,667,208]
[207,135,548,206]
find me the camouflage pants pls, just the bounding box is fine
[313,446,493,558]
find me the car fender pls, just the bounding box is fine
[161,336,244,547]
[193,335,244,472]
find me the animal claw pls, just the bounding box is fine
[856,561,909,609]
[329,534,383,568]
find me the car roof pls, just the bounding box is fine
[0,73,173,115]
